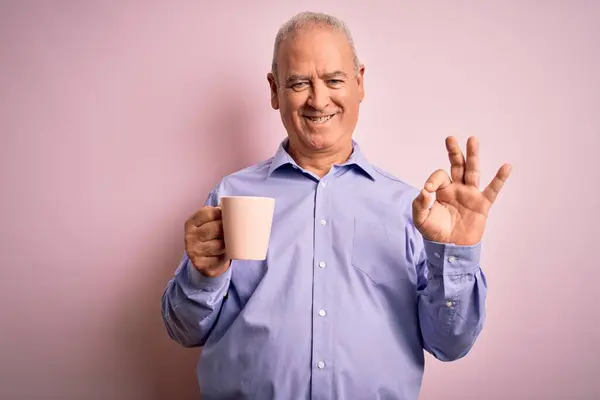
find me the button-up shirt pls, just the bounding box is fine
[161,139,487,400]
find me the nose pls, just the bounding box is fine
[306,81,330,110]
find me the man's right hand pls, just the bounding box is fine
[184,206,230,278]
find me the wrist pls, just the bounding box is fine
[186,259,232,290]
[198,259,231,278]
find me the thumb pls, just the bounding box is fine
[412,189,433,228]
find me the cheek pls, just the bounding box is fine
[335,91,360,115]
[280,96,305,117]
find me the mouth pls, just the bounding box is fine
[304,114,336,124]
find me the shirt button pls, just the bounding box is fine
[434,252,441,258]
[317,361,325,369]
[318,309,326,317]
[448,256,456,263]
[320,182,327,188]
[319,261,326,268]
[446,301,454,307]
[320,219,327,225]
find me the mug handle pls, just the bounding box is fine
[216,200,230,261]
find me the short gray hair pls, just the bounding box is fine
[271,12,360,82]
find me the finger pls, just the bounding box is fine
[187,206,222,228]
[195,239,226,257]
[464,136,480,187]
[190,254,228,272]
[412,189,433,227]
[445,136,465,182]
[193,220,224,242]
[482,163,512,205]
[424,169,452,192]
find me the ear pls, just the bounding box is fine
[356,64,365,103]
[267,73,279,110]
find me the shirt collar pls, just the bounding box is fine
[267,138,377,181]
[267,138,297,176]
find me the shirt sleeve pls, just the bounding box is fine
[415,236,488,361]
[160,187,231,347]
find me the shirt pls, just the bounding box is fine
[161,139,487,400]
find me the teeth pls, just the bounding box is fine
[307,115,333,123]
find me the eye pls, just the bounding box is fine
[327,79,344,87]
[291,82,309,91]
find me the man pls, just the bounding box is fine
[161,11,511,400]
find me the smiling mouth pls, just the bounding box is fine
[304,114,335,124]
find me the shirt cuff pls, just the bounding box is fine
[184,259,232,291]
[423,239,482,275]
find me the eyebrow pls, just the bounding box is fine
[323,71,349,79]
[285,70,349,84]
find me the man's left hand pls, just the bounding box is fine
[412,136,512,246]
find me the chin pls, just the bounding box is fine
[306,134,329,149]
[303,131,341,151]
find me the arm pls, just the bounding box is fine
[409,136,510,361]
[161,254,231,347]
[161,187,231,347]
[415,237,487,361]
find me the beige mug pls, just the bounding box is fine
[218,196,275,260]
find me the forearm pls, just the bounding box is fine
[161,254,231,347]
[417,240,487,361]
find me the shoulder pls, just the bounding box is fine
[205,157,275,201]
[223,158,273,181]
[370,164,420,198]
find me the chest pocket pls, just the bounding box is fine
[351,217,413,284]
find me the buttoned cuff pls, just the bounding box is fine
[184,259,232,291]
[424,240,482,275]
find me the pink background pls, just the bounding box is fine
[1,1,598,399]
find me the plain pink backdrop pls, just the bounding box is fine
[1,1,598,399]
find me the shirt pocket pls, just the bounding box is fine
[351,217,411,284]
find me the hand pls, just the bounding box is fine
[412,136,512,245]
[184,206,230,277]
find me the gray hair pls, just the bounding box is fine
[271,12,361,82]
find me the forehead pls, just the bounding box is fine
[277,27,354,77]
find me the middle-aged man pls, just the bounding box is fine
[162,11,511,400]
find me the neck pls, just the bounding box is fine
[286,138,353,178]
